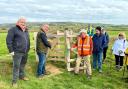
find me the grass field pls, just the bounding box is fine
[0,30,128,89]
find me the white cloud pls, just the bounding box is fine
[0,0,128,24]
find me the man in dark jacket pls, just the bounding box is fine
[101,28,109,63]
[36,24,51,78]
[6,18,30,87]
[92,26,106,73]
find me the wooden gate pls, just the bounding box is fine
[34,30,85,72]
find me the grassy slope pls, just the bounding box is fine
[0,31,128,89]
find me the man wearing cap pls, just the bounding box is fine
[71,29,93,79]
[92,26,106,73]
[6,17,30,87]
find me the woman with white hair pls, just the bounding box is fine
[112,32,128,71]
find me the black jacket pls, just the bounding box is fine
[6,25,30,53]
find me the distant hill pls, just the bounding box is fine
[0,22,128,32]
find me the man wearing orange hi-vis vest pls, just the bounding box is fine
[71,29,93,79]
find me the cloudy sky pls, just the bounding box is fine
[0,0,128,24]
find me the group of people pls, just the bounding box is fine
[71,26,109,79]
[6,17,128,87]
[71,25,128,79]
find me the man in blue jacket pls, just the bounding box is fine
[6,17,30,87]
[92,26,106,73]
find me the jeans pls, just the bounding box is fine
[93,52,103,70]
[37,52,46,76]
[12,53,28,83]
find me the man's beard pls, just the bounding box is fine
[96,33,100,36]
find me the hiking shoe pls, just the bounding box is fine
[20,77,29,81]
[116,66,123,71]
[37,74,45,80]
[118,66,123,71]
[44,71,51,75]
[87,75,92,80]
[12,83,18,88]
[93,68,96,71]
[116,65,120,71]
[102,61,105,64]
[99,69,102,73]
[74,72,79,75]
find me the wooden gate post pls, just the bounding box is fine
[64,30,71,71]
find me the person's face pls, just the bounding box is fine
[96,29,100,35]
[41,25,49,33]
[101,30,105,34]
[119,35,124,39]
[81,32,86,38]
[17,19,26,30]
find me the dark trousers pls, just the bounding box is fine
[103,46,108,62]
[115,55,124,67]
[12,53,28,83]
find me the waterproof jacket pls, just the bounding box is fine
[92,34,106,53]
[6,25,30,53]
[36,29,51,53]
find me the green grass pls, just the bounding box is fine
[0,31,128,89]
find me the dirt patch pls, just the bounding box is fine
[46,64,63,75]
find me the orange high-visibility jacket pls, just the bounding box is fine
[72,35,93,56]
